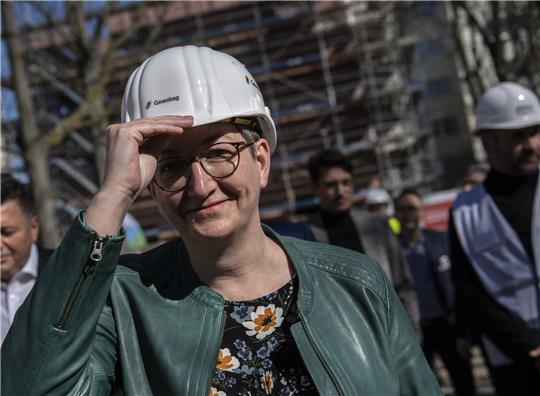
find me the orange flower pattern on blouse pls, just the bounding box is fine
[242,304,284,340]
[261,371,274,395]
[210,277,316,395]
[215,348,240,372]
[208,386,226,396]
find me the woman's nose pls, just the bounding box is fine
[186,160,217,197]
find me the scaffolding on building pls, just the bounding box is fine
[5,1,444,237]
[345,2,442,193]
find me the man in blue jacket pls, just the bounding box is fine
[395,188,476,396]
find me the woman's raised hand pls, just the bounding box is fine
[86,115,194,236]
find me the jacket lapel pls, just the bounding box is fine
[37,246,52,275]
[306,212,330,244]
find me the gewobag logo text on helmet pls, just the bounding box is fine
[245,76,260,90]
[145,96,180,109]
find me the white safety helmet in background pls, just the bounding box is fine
[121,46,277,152]
[474,82,540,134]
[362,187,395,216]
[363,187,391,206]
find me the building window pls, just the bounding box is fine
[415,2,439,17]
[416,40,443,58]
[432,117,459,136]
[426,78,451,97]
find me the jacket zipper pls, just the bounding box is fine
[204,307,226,395]
[56,237,105,330]
[299,313,345,396]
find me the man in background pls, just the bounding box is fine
[363,187,401,234]
[363,187,393,215]
[462,163,489,192]
[395,188,476,396]
[450,82,540,395]
[1,173,52,344]
[305,149,421,335]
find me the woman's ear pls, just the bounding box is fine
[255,139,271,188]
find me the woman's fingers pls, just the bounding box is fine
[108,115,194,143]
[100,116,190,196]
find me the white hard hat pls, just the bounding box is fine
[474,82,540,134]
[121,46,277,152]
[363,188,391,205]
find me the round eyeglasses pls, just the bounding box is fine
[153,141,255,193]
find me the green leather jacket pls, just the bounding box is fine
[1,216,441,395]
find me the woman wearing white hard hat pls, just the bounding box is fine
[2,46,440,396]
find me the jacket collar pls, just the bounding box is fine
[37,246,52,275]
[135,225,314,313]
[261,224,315,317]
[177,242,225,309]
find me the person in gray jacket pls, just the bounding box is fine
[1,45,439,396]
[305,149,421,336]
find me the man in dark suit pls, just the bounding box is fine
[304,149,421,336]
[1,173,52,344]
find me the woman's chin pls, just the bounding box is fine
[188,218,235,241]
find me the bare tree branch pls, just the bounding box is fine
[450,0,538,104]
[29,1,173,183]
[450,2,483,102]
[29,2,72,49]
[490,1,505,81]
[92,1,115,43]
[2,0,62,247]
[66,2,90,57]
[143,3,169,48]
[457,2,501,82]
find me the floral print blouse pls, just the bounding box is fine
[209,277,318,396]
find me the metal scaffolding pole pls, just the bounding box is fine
[312,3,345,148]
[252,3,296,214]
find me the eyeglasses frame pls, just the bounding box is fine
[153,140,256,193]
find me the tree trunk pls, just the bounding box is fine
[86,50,107,185]
[91,97,108,184]
[2,1,62,248]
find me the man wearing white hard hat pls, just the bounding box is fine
[450,82,540,395]
[363,187,393,215]
[1,46,440,395]
[363,187,402,235]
